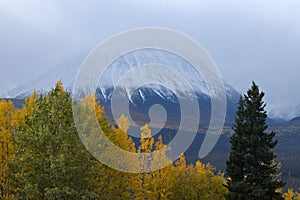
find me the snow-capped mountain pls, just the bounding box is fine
[269,104,300,121]
[1,54,85,98]
[2,49,241,128]
[2,49,239,100]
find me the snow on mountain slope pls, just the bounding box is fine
[2,49,240,100]
[2,55,84,98]
[98,49,239,100]
[269,104,300,121]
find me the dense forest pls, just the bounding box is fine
[0,81,299,199]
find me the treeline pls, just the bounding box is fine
[0,81,299,199]
[0,81,227,199]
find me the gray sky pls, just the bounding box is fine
[0,0,299,110]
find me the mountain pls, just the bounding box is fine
[288,116,300,126]
[2,49,239,98]
[3,49,300,189]
[269,104,300,121]
[2,49,240,129]
[268,116,300,135]
[280,116,300,130]
[1,54,86,99]
[267,117,287,127]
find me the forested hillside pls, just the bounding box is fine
[0,82,298,199]
[0,82,227,199]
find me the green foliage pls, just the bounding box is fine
[1,81,229,199]
[226,82,284,200]
[6,81,98,199]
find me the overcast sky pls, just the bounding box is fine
[0,0,299,110]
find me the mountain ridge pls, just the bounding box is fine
[1,49,293,127]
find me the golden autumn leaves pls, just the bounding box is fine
[0,81,298,199]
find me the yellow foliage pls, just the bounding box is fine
[284,189,294,200]
[117,114,130,133]
[284,188,300,200]
[0,99,17,197]
[0,81,230,199]
[55,80,64,92]
[18,91,37,127]
[112,115,136,153]
[139,124,154,153]
[175,153,187,171]
[80,93,104,121]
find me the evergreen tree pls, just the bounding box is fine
[226,82,284,200]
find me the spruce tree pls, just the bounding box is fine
[226,82,284,200]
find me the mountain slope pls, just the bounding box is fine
[2,49,239,99]
[269,104,300,121]
[2,49,241,128]
[1,53,86,98]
